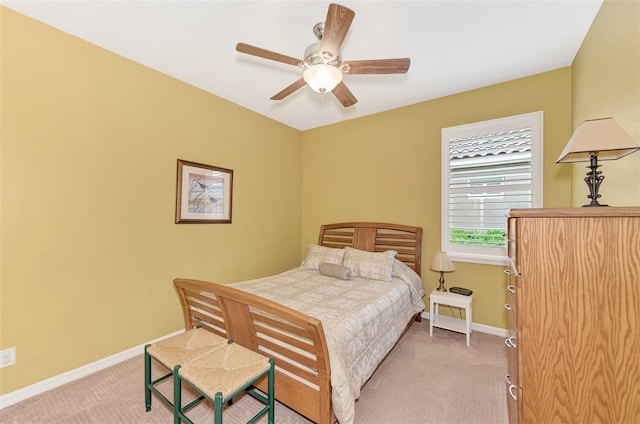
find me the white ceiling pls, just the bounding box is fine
[3,0,603,131]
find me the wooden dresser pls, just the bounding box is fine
[504,207,640,424]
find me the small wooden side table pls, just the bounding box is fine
[429,289,473,346]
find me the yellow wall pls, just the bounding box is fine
[571,0,640,206]
[0,8,302,394]
[301,68,572,330]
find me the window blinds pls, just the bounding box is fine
[448,127,532,246]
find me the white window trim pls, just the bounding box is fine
[441,111,543,266]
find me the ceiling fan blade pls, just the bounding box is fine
[271,78,307,100]
[319,4,355,59]
[342,58,411,75]
[236,42,301,67]
[332,81,357,107]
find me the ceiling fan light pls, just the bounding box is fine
[303,64,342,93]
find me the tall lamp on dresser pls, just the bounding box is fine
[556,117,640,206]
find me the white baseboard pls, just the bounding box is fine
[420,311,509,338]
[0,329,184,409]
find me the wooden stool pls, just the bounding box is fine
[175,339,275,424]
[144,328,228,416]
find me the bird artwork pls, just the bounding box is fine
[188,175,223,213]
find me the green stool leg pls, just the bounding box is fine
[144,345,152,412]
[268,359,275,424]
[174,365,182,424]
[214,392,223,424]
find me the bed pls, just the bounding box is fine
[173,222,424,424]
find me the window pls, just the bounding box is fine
[441,111,543,265]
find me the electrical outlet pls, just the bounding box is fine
[0,347,16,368]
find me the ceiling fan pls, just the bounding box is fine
[236,3,410,107]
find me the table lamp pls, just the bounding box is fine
[430,251,455,292]
[556,117,640,207]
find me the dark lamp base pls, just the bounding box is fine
[583,153,608,207]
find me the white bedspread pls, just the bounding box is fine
[230,259,425,424]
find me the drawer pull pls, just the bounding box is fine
[507,285,516,294]
[504,303,512,311]
[508,384,518,400]
[504,269,511,275]
[504,336,517,348]
[505,375,512,385]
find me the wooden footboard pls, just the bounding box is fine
[173,278,333,424]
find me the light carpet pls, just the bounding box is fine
[0,320,508,423]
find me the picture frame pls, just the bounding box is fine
[175,159,233,224]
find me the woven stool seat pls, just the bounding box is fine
[144,328,228,415]
[179,343,272,399]
[147,328,229,369]
[175,340,275,424]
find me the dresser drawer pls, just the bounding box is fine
[505,282,518,385]
[505,282,517,323]
[505,377,518,424]
[506,310,518,377]
[504,259,519,324]
[504,256,520,424]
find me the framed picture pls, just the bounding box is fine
[175,159,233,224]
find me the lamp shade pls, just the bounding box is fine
[303,64,342,93]
[556,117,640,163]
[430,251,455,272]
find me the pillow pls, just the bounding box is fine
[319,263,352,280]
[343,247,397,282]
[301,244,345,270]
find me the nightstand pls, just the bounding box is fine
[429,289,473,346]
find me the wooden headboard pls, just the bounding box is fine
[318,222,423,276]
